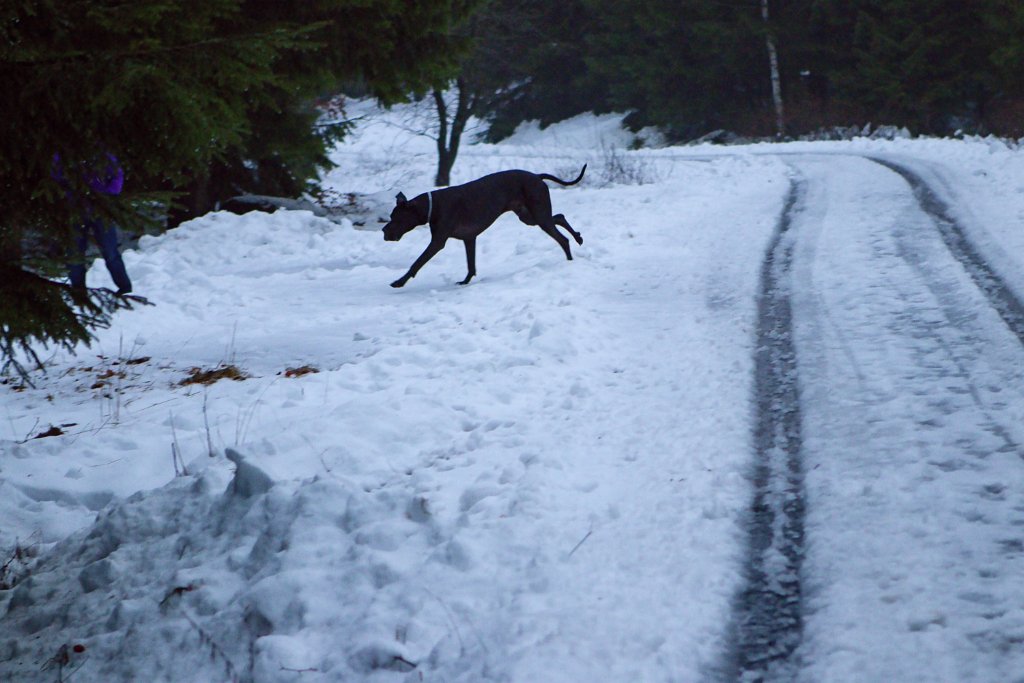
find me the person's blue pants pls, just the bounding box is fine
[68,220,132,294]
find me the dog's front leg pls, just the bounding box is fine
[391,237,446,288]
[458,237,476,285]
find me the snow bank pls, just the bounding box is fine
[2,451,483,681]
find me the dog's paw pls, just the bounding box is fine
[574,233,583,245]
[390,279,406,288]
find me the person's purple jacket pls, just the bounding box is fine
[88,154,123,195]
[51,152,124,196]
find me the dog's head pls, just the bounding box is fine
[382,192,425,242]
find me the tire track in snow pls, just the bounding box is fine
[869,157,1024,345]
[729,177,807,682]
[868,156,1024,462]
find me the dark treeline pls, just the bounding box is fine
[482,0,1024,141]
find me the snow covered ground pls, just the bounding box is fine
[2,105,1024,682]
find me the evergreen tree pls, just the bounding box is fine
[984,0,1024,136]
[480,0,609,142]
[845,0,994,133]
[583,0,775,140]
[170,0,470,223]
[0,0,465,379]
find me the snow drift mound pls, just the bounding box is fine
[0,450,477,682]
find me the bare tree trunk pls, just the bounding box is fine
[167,172,212,228]
[762,0,785,138]
[432,78,476,186]
[432,89,451,186]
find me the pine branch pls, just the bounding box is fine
[3,25,327,69]
[0,270,148,386]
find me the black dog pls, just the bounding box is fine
[382,165,586,288]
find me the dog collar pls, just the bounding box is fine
[426,191,433,224]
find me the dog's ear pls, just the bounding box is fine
[395,192,408,205]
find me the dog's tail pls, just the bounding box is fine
[538,164,587,187]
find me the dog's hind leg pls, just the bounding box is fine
[539,221,573,260]
[512,203,536,226]
[523,205,582,250]
[458,237,476,285]
[520,184,574,259]
[553,214,583,245]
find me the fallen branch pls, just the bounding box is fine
[568,528,593,558]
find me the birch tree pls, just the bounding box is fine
[762,0,786,137]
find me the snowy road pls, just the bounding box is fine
[773,155,1024,682]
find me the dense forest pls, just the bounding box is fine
[482,0,1024,141]
[2,0,1023,376]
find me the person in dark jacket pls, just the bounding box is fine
[53,152,133,296]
